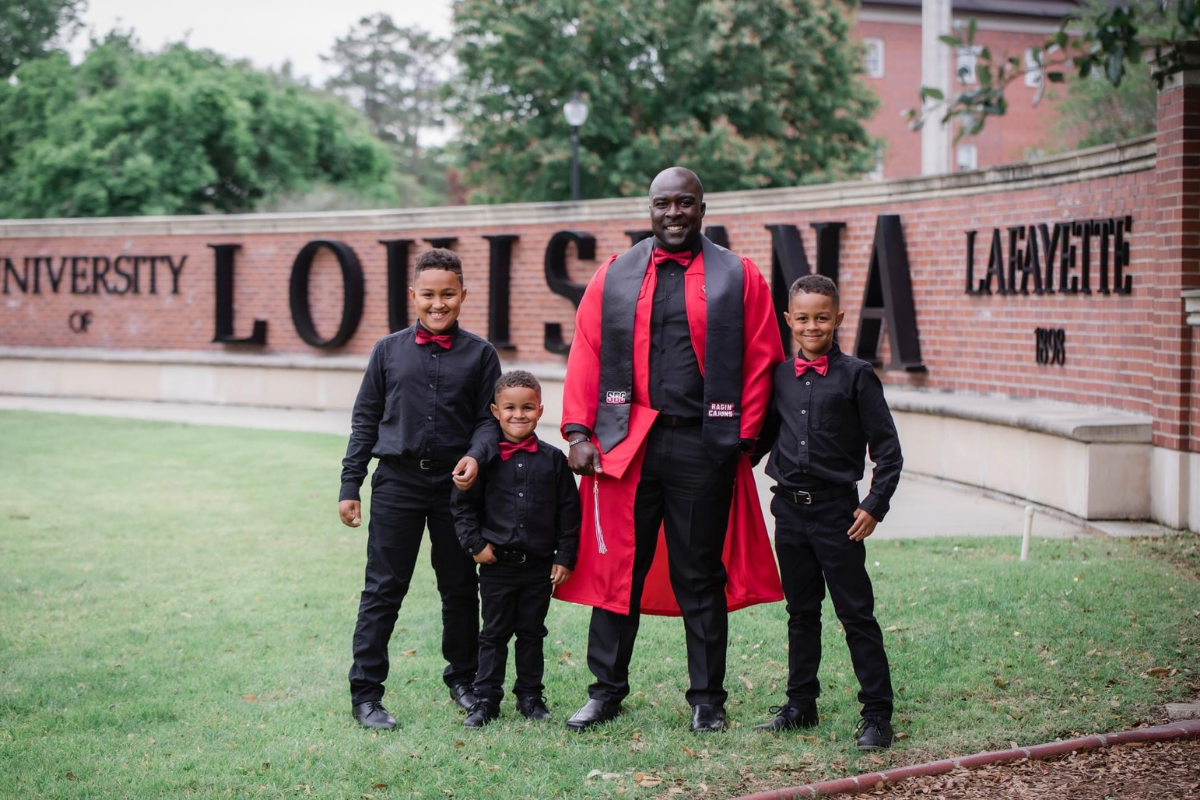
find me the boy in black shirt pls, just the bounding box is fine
[339,248,502,730]
[754,274,903,750]
[451,370,581,728]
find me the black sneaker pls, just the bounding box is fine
[855,716,895,750]
[464,699,499,728]
[351,700,396,730]
[516,695,552,722]
[753,702,819,732]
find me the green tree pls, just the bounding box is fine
[449,0,879,203]
[0,34,397,218]
[0,0,85,78]
[1055,62,1156,149]
[323,14,451,199]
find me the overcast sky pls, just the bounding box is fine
[71,1,454,86]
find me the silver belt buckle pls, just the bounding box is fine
[514,551,527,564]
[795,490,812,505]
[418,459,433,470]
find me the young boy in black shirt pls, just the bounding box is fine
[450,370,581,728]
[339,248,502,730]
[754,274,903,750]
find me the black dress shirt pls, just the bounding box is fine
[564,245,704,441]
[648,249,705,418]
[759,344,903,521]
[339,322,502,502]
[450,437,582,568]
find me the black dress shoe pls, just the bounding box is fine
[690,703,726,732]
[565,698,621,731]
[464,699,499,728]
[753,702,819,732]
[450,683,477,711]
[351,700,396,730]
[855,716,895,750]
[516,695,552,722]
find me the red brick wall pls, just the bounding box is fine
[0,165,1168,431]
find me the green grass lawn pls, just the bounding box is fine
[0,410,1196,799]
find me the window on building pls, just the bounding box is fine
[957,46,982,85]
[863,38,885,78]
[957,143,978,171]
[1024,48,1043,88]
[865,148,885,181]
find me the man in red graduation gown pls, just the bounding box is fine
[557,166,783,733]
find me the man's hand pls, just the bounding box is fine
[550,564,572,586]
[473,543,497,564]
[339,499,362,528]
[453,456,479,490]
[848,508,879,542]
[567,441,603,476]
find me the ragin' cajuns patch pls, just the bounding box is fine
[707,401,738,418]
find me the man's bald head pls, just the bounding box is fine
[649,167,704,201]
[648,167,706,252]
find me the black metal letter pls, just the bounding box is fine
[854,215,926,372]
[289,240,365,349]
[543,230,595,354]
[765,224,812,357]
[210,244,267,345]
[484,234,518,350]
[380,239,413,333]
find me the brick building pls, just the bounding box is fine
[856,0,1089,179]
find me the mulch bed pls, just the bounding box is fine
[860,739,1200,799]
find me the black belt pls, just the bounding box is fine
[492,546,532,564]
[655,414,702,428]
[772,483,857,505]
[392,455,457,471]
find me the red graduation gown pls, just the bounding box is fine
[555,249,785,616]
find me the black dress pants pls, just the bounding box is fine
[473,556,554,703]
[348,459,480,705]
[587,425,737,707]
[771,490,894,719]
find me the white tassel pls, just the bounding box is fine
[593,479,608,554]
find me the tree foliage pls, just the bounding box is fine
[1055,62,1156,149]
[0,0,85,78]
[449,0,879,203]
[913,1,1199,140]
[323,13,451,196]
[0,34,397,218]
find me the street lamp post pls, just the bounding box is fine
[563,92,589,202]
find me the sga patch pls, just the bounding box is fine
[605,390,629,405]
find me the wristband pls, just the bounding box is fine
[568,437,590,447]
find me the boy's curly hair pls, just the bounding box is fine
[789,274,840,307]
[413,248,464,285]
[495,369,541,400]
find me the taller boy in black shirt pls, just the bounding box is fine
[451,370,581,727]
[754,274,903,750]
[339,248,502,730]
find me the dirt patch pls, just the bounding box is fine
[860,739,1200,799]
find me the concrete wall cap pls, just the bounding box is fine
[885,386,1154,443]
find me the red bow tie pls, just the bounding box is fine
[794,354,829,377]
[652,248,696,267]
[415,328,453,349]
[499,438,538,461]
